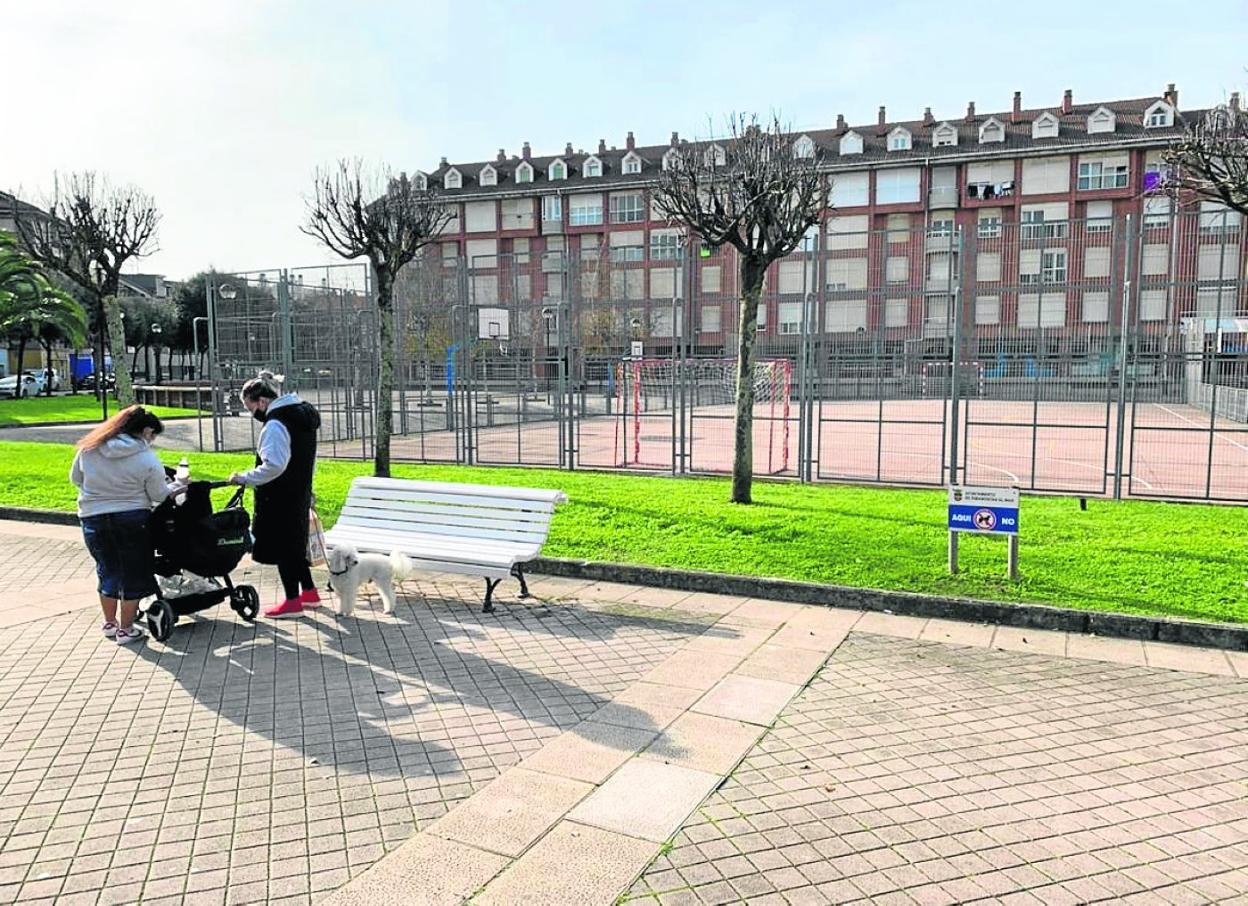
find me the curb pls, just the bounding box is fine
[527,557,1248,654]
[0,415,202,430]
[1,505,1242,653]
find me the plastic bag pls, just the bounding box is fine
[308,503,328,568]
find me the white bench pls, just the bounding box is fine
[323,477,568,613]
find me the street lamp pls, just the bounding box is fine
[218,283,238,301]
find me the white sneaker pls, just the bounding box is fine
[102,621,118,639]
[115,625,146,645]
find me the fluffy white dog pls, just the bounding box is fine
[326,544,413,615]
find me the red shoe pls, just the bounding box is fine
[300,588,322,608]
[263,598,304,619]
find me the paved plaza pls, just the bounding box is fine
[1,519,1246,905]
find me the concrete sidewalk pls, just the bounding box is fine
[0,519,1245,905]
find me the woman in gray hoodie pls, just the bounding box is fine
[70,406,184,644]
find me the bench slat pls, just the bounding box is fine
[325,526,538,567]
[337,497,554,529]
[351,478,566,509]
[338,510,549,545]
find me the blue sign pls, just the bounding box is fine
[948,486,1019,535]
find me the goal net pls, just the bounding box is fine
[613,357,793,472]
[921,361,984,399]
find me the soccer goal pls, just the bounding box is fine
[921,360,984,399]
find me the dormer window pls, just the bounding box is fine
[444,167,462,190]
[479,164,497,187]
[1032,112,1059,139]
[793,135,815,159]
[1088,106,1116,134]
[548,159,567,181]
[887,127,912,152]
[978,118,1005,144]
[413,171,428,190]
[515,162,533,184]
[1144,100,1174,129]
[662,147,680,171]
[622,151,642,175]
[704,144,726,167]
[583,156,602,178]
[839,130,863,156]
[931,123,958,148]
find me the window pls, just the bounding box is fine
[610,245,644,263]
[1198,245,1238,281]
[1018,294,1066,328]
[927,254,953,290]
[701,266,722,294]
[1083,292,1109,323]
[829,171,869,207]
[1199,201,1242,234]
[1020,249,1066,285]
[444,168,462,189]
[888,128,911,152]
[479,165,497,187]
[1144,101,1174,129]
[927,213,954,238]
[1142,244,1169,276]
[700,305,722,332]
[779,302,803,334]
[778,260,812,294]
[622,153,642,175]
[793,135,815,159]
[441,242,458,268]
[466,238,497,267]
[876,168,920,204]
[610,269,645,299]
[413,171,428,190]
[464,200,497,233]
[827,215,869,250]
[1022,156,1070,195]
[886,256,908,284]
[884,298,908,327]
[501,198,534,230]
[1031,113,1059,140]
[662,148,680,171]
[978,118,1005,144]
[887,213,911,243]
[1041,250,1067,284]
[542,195,562,222]
[609,193,644,224]
[932,123,958,147]
[650,230,683,261]
[512,237,530,264]
[977,252,1001,282]
[975,295,1001,326]
[1084,246,1111,279]
[1087,107,1116,134]
[799,226,819,253]
[650,268,676,298]
[515,163,533,184]
[1021,205,1068,240]
[1077,156,1128,190]
[839,131,863,156]
[826,257,868,291]
[1140,290,1167,321]
[1144,195,1172,227]
[568,194,603,226]
[1085,200,1113,234]
[977,209,1002,238]
[583,156,602,178]
[756,304,767,330]
[704,145,726,167]
[548,160,566,181]
[825,299,868,333]
[966,161,1015,200]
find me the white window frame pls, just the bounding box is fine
[887,127,912,152]
[977,210,1002,238]
[875,168,921,205]
[1085,200,1113,234]
[413,171,428,190]
[541,195,562,222]
[932,123,958,147]
[610,245,644,263]
[609,193,644,224]
[1031,112,1059,139]
[793,135,815,159]
[515,162,534,184]
[650,231,684,261]
[568,194,603,227]
[978,118,1006,144]
[444,167,462,190]
[1087,106,1116,134]
[622,152,642,175]
[583,156,603,178]
[548,159,567,181]
[839,131,863,156]
[1144,101,1174,129]
[1021,208,1068,240]
[1077,159,1129,191]
[662,148,680,171]
[704,144,726,167]
[926,214,954,238]
[479,165,497,187]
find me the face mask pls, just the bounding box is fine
[252,409,267,424]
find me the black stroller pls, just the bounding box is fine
[143,474,260,642]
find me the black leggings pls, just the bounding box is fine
[277,559,315,601]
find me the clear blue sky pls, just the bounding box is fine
[6,0,1245,279]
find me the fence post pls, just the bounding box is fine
[1112,214,1136,499]
[947,226,964,488]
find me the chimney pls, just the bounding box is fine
[670,131,679,146]
[598,138,607,154]
[836,113,846,130]
[923,107,934,125]
[1011,91,1022,122]
[626,131,636,150]
[439,156,448,167]
[965,101,976,122]
[1231,92,1241,114]
[877,105,886,127]
[522,141,531,160]
[564,142,573,155]
[1062,89,1073,115]
[496,148,506,163]
[1165,83,1179,108]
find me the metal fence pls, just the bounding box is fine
[206,210,1248,502]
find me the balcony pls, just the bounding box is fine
[965,181,1015,201]
[928,185,959,207]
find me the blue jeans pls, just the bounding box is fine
[81,510,158,600]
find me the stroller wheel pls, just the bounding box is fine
[232,586,259,622]
[147,599,176,642]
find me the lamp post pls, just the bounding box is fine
[150,322,163,386]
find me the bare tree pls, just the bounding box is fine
[303,160,452,477]
[654,115,823,503]
[1164,100,1248,215]
[13,173,159,413]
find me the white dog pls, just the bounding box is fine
[326,544,413,615]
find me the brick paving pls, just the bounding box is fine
[0,533,95,594]
[625,632,1248,905]
[0,562,703,906]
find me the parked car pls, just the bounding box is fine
[0,372,46,398]
[76,371,117,394]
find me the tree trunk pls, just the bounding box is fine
[154,345,163,385]
[104,295,135,407]
[732,258,767,504]
[94,301,108,418]
[374,271,395,478]
[42,340,54,396]
[13,336,28,398]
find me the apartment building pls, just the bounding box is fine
[413,85,1244,351]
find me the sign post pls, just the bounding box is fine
[948,485,1020,579]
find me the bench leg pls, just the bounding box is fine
[483,578,502,614]
[511,564,531,599]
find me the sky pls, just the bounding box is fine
[4,0,1246,281]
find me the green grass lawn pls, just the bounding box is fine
[0,395,198,427]
[1,439,1244,624]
